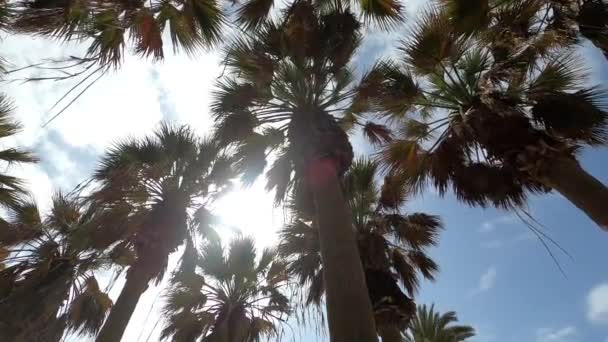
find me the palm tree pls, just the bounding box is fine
[89,123,234,342]
[438,0,608,61]
[0,96,38,208]
[0,192,114,341]
[355,7,608,230]
[161,236,290,342]
[11,0,226,69]
[405,304,475,342]
[278,159,442,342]
[212,6,393,339]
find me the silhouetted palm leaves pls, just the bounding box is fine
[0,98,38,208]
[90,123,235,341]
[162,236,290,342]
[405,304,475,342]
[0,192,113,341]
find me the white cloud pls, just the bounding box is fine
[469,266,497,297]
[588,283,608,324]
[478,215,517,233]
[536,326,577,342]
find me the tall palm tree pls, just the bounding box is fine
[355,8,608,230]
[405,305,475,342]
[0,96,38,208]
[278,159,442,342]
[89,123,234,342]
[212,5,395,339]
[0,192,114,341]
[161,236,290,342]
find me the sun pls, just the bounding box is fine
[212,178,286,248]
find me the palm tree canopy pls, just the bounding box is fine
[278,159,442,331]
[405,304,475,342]
[355,6,608,210]
[212,4,405,208]
[89,123,235,283]
[161,236,290,342]
[11,0,226,68]
[438,0,607,58]
[0,192,113,341]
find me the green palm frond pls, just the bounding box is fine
[527,50,586,99]
[406,304,475,342]
[402,8,464,75]
[88,10,125,68]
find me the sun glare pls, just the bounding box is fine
[213,179,286,248]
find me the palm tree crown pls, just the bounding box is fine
[405,304,475,342]
[356,7,608,225]
[438,0,608,61]
[0,192,113,341]
[162,236,290,342]
[91,123,234,341]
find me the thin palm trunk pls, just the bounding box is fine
[379,326,403,342]
[96,267,151,342]
[543,158,608,231]
[309,158,378,342]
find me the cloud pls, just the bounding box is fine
[536,326,577,342]
[588,283,608,324]
[479,215,517,233]
[469,266,497,297]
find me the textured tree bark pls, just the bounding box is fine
[309,158,378,342]
[96,267,150,342]
[543,158,608,231]
[379,326,403,342]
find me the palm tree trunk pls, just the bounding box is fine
[543,157,608,231]
[379,326,403,342]
[96,267,151,342]
[309,158,378,342]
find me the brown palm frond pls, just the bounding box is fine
[357,0,403,30]
[363,121,393,145]
[130,8,164,60]
[439,0,490,34]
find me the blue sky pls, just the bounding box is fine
[1,0,608,341]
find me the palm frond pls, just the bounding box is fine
[66,277,113,337]
[236,0,273,30]
[439,0,489,34]
[357,0,403,30]
[130,8,164,60]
